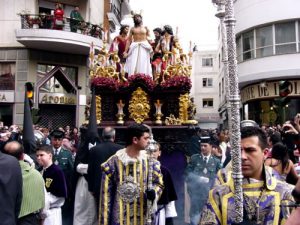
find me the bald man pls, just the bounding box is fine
[4,141,44,225]
[87,127,123,207]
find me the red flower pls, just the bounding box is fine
[127,74,155,91]
[160,75,192,92]
[91,77,118,91]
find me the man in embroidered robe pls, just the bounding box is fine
[99,124,164,225]
[185,136,221,225]
[199,126,295,225]
[123,14,153,76]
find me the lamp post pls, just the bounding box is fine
[212,0,243,223]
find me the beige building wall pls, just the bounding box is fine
[191,50,220,129]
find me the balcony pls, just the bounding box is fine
[15,14,104,55]
[121,0,131,16]
[107,3,121,32]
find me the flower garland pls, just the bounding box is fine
[127,74,155,91]
[160,75,192,92]
[91,74,191,93]
[91,77,118,92]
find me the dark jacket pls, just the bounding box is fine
[53,147,74,198]
[0,152,23,225]
[87,141,123,204]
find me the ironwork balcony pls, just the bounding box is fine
[16,14,104,55]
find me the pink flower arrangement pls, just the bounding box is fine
[160,75,192,92]
[91,77,118,92]
[91,74,193,93]
[127,74,155,91]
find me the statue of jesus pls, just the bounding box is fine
[123,13,152,77]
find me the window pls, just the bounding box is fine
[221,47,224,60]
[222,78,224,93]
[38,64,78,94]
[275,22,296,54]
[202,78,213,87]
[0,63,15,90]
[38,64,77,84]
[237,20,300,62]
[256,25,273,58]
[203,99,213,108]
[202,58,213,67]
[298,21,300,50]
[236,35,242,62]
[242,30,254,60]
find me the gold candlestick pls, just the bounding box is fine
[116,99,125,125]
[154,99,163,125]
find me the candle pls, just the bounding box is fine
[103,29,108,42]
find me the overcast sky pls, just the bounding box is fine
[127,0,220,51]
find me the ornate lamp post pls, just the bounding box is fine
[212,0,243,223]
[214,0,231,131]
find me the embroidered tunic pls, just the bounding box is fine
[200,166,295,225]
[99,149,164,225]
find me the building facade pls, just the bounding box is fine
[191,50,220,129]
[236,0,300,125]
[0,0,130,128]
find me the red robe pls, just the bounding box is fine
[110,36,128,63]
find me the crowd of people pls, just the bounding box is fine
[0,124,79,158]
[0,122,179,225]
[184,114,300,224]
[2,113,300,224]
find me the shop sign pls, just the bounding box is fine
[0,91,14,103]
[241,80,300,103]
[39,93,76,105]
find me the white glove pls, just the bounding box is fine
[76,163,88,174]
[198,176,209,183]
[89,142,97,150]
[24,154,35,167]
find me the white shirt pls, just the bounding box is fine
[53,146,62,156]
[201,154,211,163]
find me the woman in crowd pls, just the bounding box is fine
[265,142,298,185]
[70,127,79,150]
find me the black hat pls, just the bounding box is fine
[200,136,211,144]
[50,130,64,139]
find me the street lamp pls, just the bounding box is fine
[212,0,243,223]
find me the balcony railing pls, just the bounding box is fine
[111,4,121,22]
[19,14,103,40]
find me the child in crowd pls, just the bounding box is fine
[36,145,67,225]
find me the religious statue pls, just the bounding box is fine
[110,25,129,72]
[179,94,198,125]
[188,97,197,120]
[123,13,153,77]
